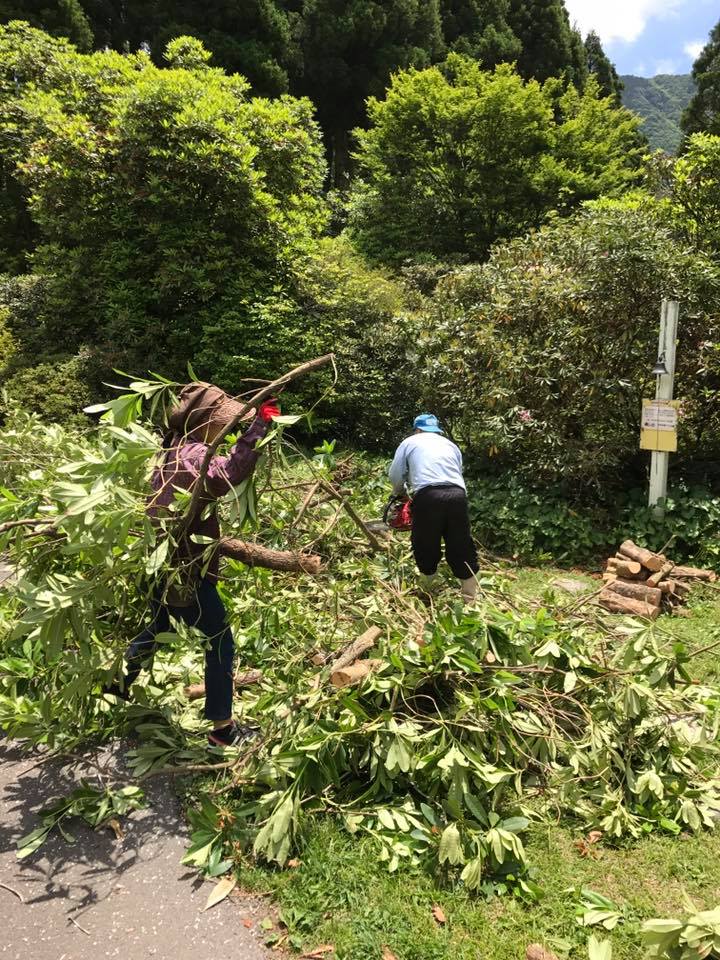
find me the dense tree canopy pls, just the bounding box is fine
[584,30,622,104]
[682,18,720,138]
[413,198,720,490]
[294,0,445,182]
[349,56,643,263]
[0,0,628,180]
[78,0,298,95]
[507,0,586,86]
[0,24,328,394]
[0,0,92,48]
[439,0,519,66]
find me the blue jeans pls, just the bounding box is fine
[125,578,234,721]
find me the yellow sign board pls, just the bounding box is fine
[640,399,680,452]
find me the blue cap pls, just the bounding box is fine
[414,413,444,434]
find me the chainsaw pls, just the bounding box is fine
[382,495,413,532]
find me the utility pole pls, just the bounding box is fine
[648,299,679,516]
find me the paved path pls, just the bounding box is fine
[0,741,271,960]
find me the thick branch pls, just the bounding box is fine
[327,626,382,674]
[317,479,382,551]
[219,538,322,575]
[184,668,263,701]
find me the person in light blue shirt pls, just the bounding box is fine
[389,414,479,602]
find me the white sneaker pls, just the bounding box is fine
[461,577,478,604]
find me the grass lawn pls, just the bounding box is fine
[234,566,720,960]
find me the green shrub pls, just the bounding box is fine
[1,352,92,427]
[349,55,643,264]
[295,237,424,448]
[416,199,720,493]
[468,472,720,568]
[0,23,327,390]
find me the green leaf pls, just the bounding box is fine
[587,934,612,960]
[438,824,464,865]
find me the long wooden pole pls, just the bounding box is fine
[648,300,678,516]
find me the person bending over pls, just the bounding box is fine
[389,413,479,604]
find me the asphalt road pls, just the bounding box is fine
[0,740,271,960]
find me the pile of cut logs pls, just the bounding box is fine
[600,539,717,620]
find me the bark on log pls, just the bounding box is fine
[618,540,665,572]
[612,559,643,579]
[647,562,674,587]
[671,565,717,582]
[606,557,620,570]
[184,669,263,700]
[219,538,322,574]
[599,590,661,620]
[607,579,662,606]
[526,947,560,960]
[330,658,382,688]
[602,572,617,583]
[672,579,691,598]
[660,580,676,595]
[327,626,382,675]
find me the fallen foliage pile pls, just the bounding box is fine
[0,394,719,900]
[600,539,717,620]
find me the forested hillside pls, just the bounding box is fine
[621,73,695,153]
[0,0,624,178]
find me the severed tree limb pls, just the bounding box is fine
[607,578,662,606]
[219,538,322,574]
[671,565,717,582]
[317,479,382,552]
[330,659,382,688]
[176,354,335,541]
[618,540,664,573]
[327,626,382,675]
[291,481,321,529]
[0,517,62,538]
[599,589,661,620]
[526,947,559,960]
[184,668,263,701]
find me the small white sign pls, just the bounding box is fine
[642,401,678,432]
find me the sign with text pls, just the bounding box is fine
[640,399,681,452]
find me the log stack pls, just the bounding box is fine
[600,540,716,620]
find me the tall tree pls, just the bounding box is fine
[440,0,520,66]
[349,55,642,264]
[584,30,622,104]
[0,0,93,50]
[682,19,720,137]
[80,0,298,95]
[295,0,445,184]
[507,0,586,86]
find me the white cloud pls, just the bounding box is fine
[564,0,684,45]
[654,58,679,73]
[683,40,705,60]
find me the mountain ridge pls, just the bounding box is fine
[620,73,695,153]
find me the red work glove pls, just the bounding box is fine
[258,397,281,422]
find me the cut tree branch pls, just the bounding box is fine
[219,538,322,574]
[327,626,382,674]
[184,668,263,701]
[317,479,382,551]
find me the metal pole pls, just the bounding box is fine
[648,299,679,515]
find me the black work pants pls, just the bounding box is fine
[411,484,479,580]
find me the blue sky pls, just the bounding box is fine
[564,0,717,76]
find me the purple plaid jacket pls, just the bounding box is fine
[147,417,268,582]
